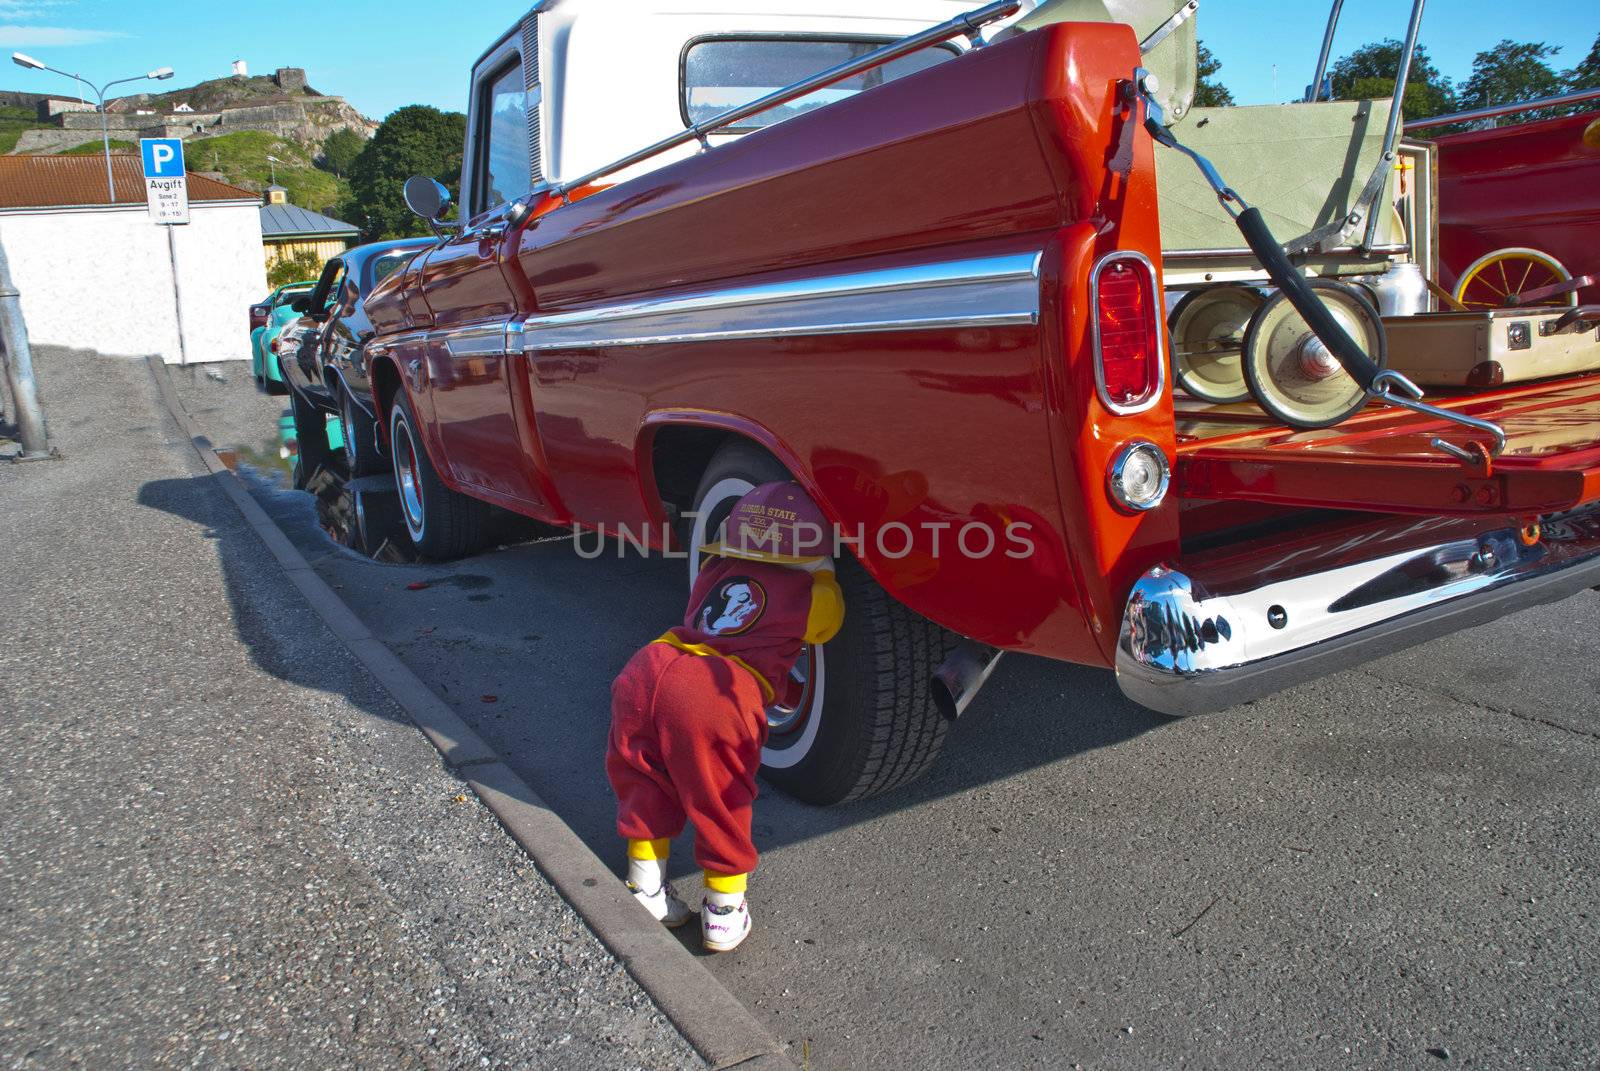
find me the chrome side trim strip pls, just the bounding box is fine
[519,252,1042,351]
[366,253,1042,357]
[1116,508,1600,717]
[366,327,430,355]
[443,323,512,358]
[371,323,510,360]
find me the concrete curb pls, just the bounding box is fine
[146,356,794,1071]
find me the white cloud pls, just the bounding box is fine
[0,24,125,45]
[0,1,68,18]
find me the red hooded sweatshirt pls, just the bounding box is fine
[656,557,816,702]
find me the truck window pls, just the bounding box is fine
[475,56,532,212]
[369,252,411,289]
[681,36,957,131]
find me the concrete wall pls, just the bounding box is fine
[39,98,96,119]
[0,201,267,364]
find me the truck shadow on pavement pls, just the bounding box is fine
[137,470,1170,910]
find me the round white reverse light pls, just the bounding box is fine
[1108,441,1170,513]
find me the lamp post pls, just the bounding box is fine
[10,53,174,203]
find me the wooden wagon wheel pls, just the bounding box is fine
[1452,247,1577,310]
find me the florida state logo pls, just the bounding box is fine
[696,577,767,636]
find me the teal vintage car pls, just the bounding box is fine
[250,280,316,394]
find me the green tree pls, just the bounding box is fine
[1459,40,1565,117]
[1193,41,1235,108]
[340,105,465,240]
[268,249,324,289]
[320,128,365,178]
[1564,32,1599,92]
[1329,39,1456,120]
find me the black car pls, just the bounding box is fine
[278,238,435,477]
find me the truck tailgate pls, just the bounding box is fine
[1176,373,1600,515]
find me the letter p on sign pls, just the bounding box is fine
[140,138,184,178]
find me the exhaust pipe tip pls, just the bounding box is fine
[931,640,1003,720]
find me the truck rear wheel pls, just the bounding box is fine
[688,441,958,805]
[388,389,494,560]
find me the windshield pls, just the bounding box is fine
[273,282,315,307]
[681,37,957,131]
[369,252,414,289]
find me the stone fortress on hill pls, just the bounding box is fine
[14,66,374,155]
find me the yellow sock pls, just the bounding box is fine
[628,837,670,861]
[703,870,748,894]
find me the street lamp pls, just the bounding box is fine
[11,53,175,203]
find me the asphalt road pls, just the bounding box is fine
[0,351,701,1070]
[196,369,1600,1070]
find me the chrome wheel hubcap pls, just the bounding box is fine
[766,647,814,734]
[394,423,424,535]
[340,399,355,454]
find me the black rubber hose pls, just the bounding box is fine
[1233,207,1383,389]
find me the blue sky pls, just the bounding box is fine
[1,1,1596,120]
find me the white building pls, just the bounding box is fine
[232,59,248,77]
[0,155,266,364]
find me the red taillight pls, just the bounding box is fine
[1094,256,1161,411]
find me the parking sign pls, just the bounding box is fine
[140,138,189,224]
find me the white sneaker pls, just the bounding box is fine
[701,895,752,952]
[626,879,693,928]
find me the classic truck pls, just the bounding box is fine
[359,0,1600,805]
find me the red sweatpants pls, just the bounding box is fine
[606,642,768,876]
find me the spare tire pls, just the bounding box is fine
[688,440,958,805]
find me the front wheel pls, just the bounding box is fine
[688,441,958,805]
[289,385,331,477]
[339,388,387,477]
[388,389,494,560]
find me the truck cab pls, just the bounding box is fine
[363,0,1600,805]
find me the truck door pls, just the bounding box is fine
[416,29,556,514]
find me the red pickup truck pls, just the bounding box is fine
[361,0,1600,804]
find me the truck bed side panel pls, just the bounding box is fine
[515,32,1063,307]
[513,31,1105,658]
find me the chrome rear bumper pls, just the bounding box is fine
[1116,508,1600,716]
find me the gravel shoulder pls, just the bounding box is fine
[0,349,702,1070]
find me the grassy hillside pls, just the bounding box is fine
[184,130,348,214]
[0,104,51,154]
[61,139,137,155]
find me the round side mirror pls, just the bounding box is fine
[403,176,452,223]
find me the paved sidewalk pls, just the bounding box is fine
[0,348,702,1070]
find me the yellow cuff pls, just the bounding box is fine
[652,633,776,703]
[804,570,845,645]
[703,870,749,894]
[628,837,670,861]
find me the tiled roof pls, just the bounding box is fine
[0,154,258,209]
[259,202,359,239]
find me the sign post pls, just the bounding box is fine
[141,138,190,364]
